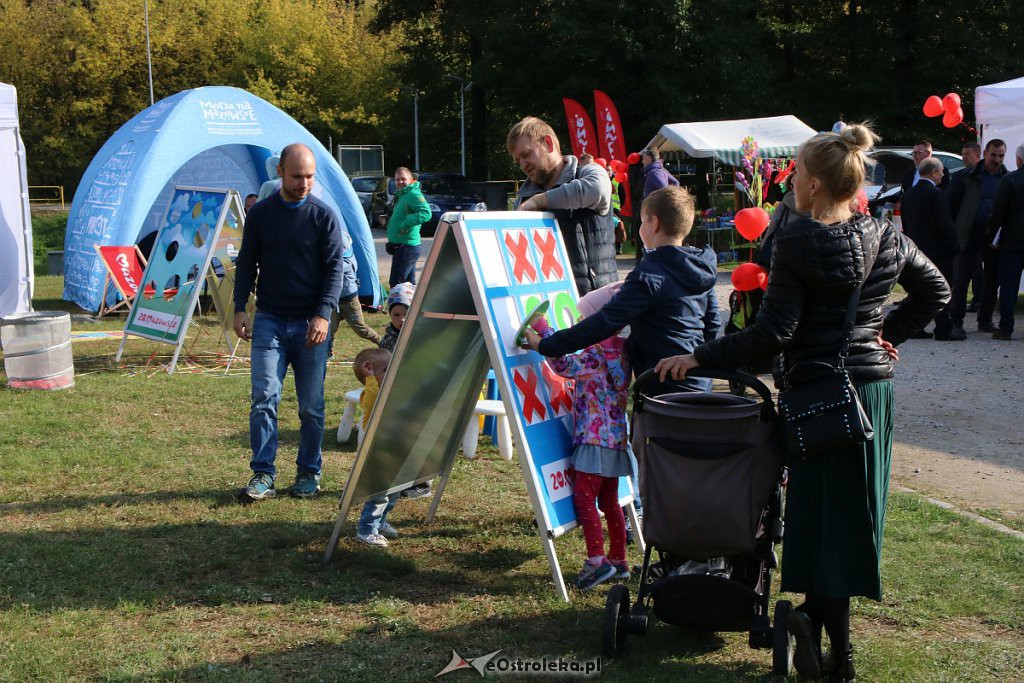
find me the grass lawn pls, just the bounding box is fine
[1,277,1022,681]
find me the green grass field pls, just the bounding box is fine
[2,218,1022,680]
[1,276,1021,681]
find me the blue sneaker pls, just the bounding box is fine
[574,559,617,590]
[379,521,399,539]
[289,471,321,499]
[239,473,275,503]
[611,560,630,581]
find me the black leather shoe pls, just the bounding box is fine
[912,329,933,339]
[823,645,856,681]
[786,610,823,679]
[935,327,967,341]
[978,321,997,333]
[993,330,1012,340]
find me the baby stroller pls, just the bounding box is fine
[603,368,792,676]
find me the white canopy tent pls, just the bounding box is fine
[976,76,1024,171]
[0,82,33,318]
[646,115,817,165]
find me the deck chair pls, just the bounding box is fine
[94,245,147,317]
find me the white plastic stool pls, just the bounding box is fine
[337,388,364,443]
[462,399,513,461]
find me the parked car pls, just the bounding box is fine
[369,172,487,236]
[865,147,964,212]
[350,175,383,220]
[368,176,396,229]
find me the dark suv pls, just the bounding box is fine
[369,172,486,236]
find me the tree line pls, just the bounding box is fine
[2,0,1021,195]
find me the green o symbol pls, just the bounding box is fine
[522,294,544,320]
[552,292,579,330]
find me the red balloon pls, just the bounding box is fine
[627,152,642,165]
[942,106,964,128]
[734,207,771,240]
[595,157,608,169]
[922,95,944,118]
[614,170,627,183]
[942,92,961,113]
[732,263,768,292]
[609,159,627,174]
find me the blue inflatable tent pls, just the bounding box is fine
[63,86,379,311]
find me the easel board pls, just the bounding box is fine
[324,211,637,601]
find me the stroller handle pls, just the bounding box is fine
[632,367,775,409]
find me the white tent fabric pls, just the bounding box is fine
[0,82,33,318]
[976,76,1024,171]
[646,115,816,165]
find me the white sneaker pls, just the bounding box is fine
[356,533,388,547]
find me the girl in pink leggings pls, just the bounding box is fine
[523,283,631,590]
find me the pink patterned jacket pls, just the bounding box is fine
[539,326,631,450]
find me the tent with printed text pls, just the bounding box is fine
[63,86,380,312]
[976,76,1024,171]
[0,82,33,318]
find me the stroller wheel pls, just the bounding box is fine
[772,600,795,675]
[602,584,631,658]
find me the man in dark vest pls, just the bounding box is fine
[508,116,617,295]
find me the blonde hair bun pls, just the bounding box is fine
[838,123,879,153]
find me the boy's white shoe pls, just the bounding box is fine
[356,533,389,548]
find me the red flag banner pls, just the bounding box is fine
[561,98,598,158]
[593,90,627,163]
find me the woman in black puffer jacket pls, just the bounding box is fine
[656,124,949,682]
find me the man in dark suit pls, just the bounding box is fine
[901,140,949,194]
[902,157,960,339]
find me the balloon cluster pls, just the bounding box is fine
[609,159,628,183]
[741,136,759,160]
[922,92,963,128]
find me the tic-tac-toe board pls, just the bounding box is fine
[455,213,634,538]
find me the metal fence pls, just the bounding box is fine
[28,186,65,210]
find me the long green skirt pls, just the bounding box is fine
[780,380,894,601]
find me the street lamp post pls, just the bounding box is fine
[444,75,472,177]
[401,87,420,171]
[144,0,154,105]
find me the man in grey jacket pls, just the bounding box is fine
[947,139,1008,336]
[508,116,616,295]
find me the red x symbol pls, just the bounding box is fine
[532,230,564,281]
[540,362,573,416]
[504,232,538,284]
[513,366,547,424]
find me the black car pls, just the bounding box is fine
[350,175,383,220]
[369,172,487,236]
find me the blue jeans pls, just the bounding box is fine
[249,311,329,479]
[389,244,421,287]
[997,249,1024,333]
[357,493,399,535]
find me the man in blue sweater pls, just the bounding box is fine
[232,143,344,502]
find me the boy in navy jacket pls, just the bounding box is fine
[525,186,720,394]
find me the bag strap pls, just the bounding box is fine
[837,273,866,369]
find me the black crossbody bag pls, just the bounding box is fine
[777,284,875,459]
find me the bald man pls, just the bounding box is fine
[233,143,344,502]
